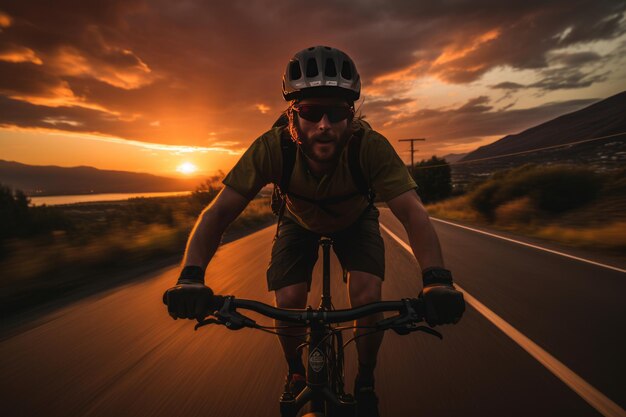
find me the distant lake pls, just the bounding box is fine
[30,191,192,206]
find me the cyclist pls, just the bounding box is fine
[165,46,465,417]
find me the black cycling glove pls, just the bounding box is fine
[418,267,465,327]
[163,266,215,320]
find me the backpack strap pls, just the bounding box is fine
[274,127,296,240]
[278,128,297,194]
[347,131,375,206]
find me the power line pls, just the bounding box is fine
[410,131,626,170]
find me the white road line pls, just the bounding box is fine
[380,223,626,417]
[430,217,626,274]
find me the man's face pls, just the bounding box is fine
[294,97,352,164]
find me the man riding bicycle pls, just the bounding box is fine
[165,46,465,417]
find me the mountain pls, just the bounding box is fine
[460,91,626,162]
[0,160,202,196]
[441,153,468,163]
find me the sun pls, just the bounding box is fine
[176,162,198,175]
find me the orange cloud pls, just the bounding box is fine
[8,82,117,113]
[0,11,11,28]
[0,45,42,65]
[50,46,153,90]
[255,103,270,114]
[434,29,501,66]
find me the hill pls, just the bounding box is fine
[460,91,626,162]
[442,153,468,163]
[0,160,201,196]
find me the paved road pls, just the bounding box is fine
[1,209,624,417]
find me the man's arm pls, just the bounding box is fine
[387,189,465,326]
[386,190,444,271]
[163,186,249,320]
[182,185,250,270]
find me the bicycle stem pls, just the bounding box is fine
[320,237,332,310]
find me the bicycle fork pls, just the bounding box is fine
[279,237,356,416]
[280,320,355,416]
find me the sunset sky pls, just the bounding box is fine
[1,0,625,177]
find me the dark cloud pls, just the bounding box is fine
[549,51,602,66]
[0,0,624,149]
[360,97,415,119]
[380,96,600,154]
[457,96,493,113]
[0,94,143,139]
[490,67,610,92]
[0,61,65,98]
[530,68,610,91]
[492,82,525,90]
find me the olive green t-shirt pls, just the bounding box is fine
[222,124,417,234]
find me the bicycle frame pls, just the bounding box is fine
[279,238,355,417]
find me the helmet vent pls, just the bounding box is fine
[325,58,337,77]
[289,61,302,80]
[306,58,319,77]
[341,61,352,80]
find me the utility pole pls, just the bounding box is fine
[399,138,426,170]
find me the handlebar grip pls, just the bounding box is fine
[409,298,425,318]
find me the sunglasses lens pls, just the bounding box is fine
[295,105,351,123]
[296,106,324,122]
[327,107,352,123]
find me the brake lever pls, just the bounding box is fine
[378,299,443,339]
[376,299,419,329]
[214,296,257,330]
[194,318,224,330]
[392,324,443,339]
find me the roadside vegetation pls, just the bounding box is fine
[0,179,275,317]
[409,156,452,204]
[425,164,626,254]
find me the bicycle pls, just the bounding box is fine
[164,237,444,417]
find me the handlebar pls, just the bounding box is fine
[163,292,441,338]
[216,296,425,324]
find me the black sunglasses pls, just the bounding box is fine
[292,104,353,123]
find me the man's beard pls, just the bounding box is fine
[298,128,351,164]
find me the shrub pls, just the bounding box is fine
[469,164,603,219]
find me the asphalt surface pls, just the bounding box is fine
[1,208,624,417]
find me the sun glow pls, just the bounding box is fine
[176,162,198,174]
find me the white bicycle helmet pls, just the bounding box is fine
[282,46,361,102]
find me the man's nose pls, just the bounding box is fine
[317,113,332,130]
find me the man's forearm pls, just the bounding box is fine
[178,185,250,278]
[402,208,445,272]
[181,207,230,270]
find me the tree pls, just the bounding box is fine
[0,183,31,239]
[410,156,452,204]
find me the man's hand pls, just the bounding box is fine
[419,284,465,327]
[164,283,214,320]
[163,265,214,321]
[419,267,465,327]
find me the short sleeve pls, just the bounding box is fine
[222,133,275,200]
[363,131,417,202]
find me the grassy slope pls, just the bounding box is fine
[427,167,626,255]
[0,196,275,317]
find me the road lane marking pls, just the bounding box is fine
[430,217,626,274]
[379,223,626,417]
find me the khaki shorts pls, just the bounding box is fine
[267,206,385,291]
